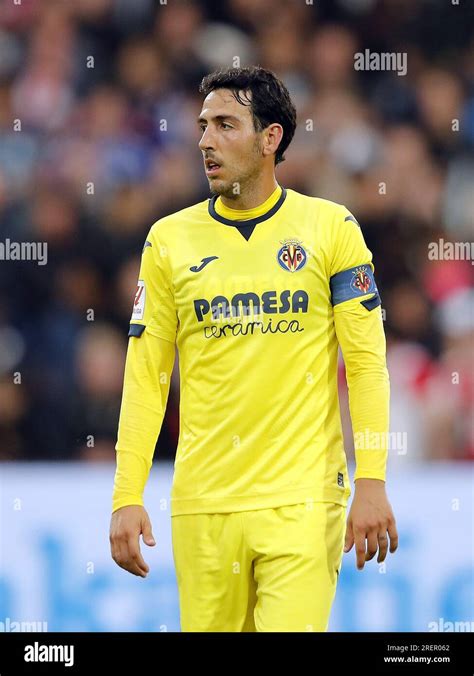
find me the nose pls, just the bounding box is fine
[198,125,216,152]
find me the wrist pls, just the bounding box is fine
[354,477,386,491]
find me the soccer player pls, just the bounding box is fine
[109,66,398,632]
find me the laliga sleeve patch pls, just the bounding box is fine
[330,264,379,307]
[132,280,145,320]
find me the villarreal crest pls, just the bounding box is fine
[350,266,374,293]
[277,239,307,273]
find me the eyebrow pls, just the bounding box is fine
[197,114,240,125]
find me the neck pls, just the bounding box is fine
[219,174,279,210]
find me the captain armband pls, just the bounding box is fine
[330,264,381,310]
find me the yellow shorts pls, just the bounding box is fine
[171,501,346,632]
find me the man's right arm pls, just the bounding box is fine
[110,223,177,577]
[110,329,175,577]
[112,328,175,513]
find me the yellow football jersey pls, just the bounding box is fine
[113,185,389,516]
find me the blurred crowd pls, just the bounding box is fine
[0,0,472,465]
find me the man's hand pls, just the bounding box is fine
[109,505,156,577]
[344,478,398,570]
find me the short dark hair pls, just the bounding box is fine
[199,66,297,165]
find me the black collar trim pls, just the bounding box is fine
[208,187,287,229]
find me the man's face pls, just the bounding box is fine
[198,89,264,198]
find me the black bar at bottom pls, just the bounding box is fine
[0,632,471,675]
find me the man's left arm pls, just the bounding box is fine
[329,206,399,570]
[334,296,398,569]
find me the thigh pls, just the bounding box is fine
[171,512,256,632]
[250,502,346,632]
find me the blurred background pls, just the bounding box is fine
[0,0,472,632]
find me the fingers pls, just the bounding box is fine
[354,528,367,570]
[377,530,389,563]
[110,531,149,577]
[110,507,156,577]
[344,521,354,553]
[388,519,399,553]
[128,539,150,577]
[141,517,156,547]
[351,517,398,569]
[376,517,398,563]
[365,530,378,562]
[118,544,148,577]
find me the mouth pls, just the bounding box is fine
[205,159,222,176]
